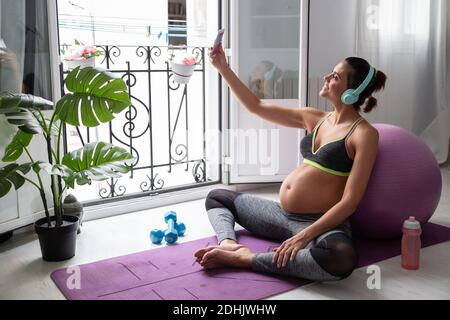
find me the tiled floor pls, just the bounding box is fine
[0,168,449,300]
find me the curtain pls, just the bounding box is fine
[23,0,52,98]
[0,0,52,156]
[0,0,52,98]
[0,0,26,151]
[0,0,26,93]
[355,0,450,164]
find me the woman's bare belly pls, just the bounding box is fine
[279,163,347,214]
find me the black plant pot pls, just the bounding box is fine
[35,215,79,262]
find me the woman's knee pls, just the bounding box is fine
[332,242,358,279]
[310,233,358,279]
[205,189,242,213]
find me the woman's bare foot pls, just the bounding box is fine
[200,247,255,269]
[194,243,245,263]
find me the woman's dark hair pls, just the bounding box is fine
[345,57,387,113]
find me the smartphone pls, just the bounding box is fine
[211,29,225,54]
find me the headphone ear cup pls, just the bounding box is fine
[341,89,358,105]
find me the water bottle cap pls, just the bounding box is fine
[403,216,421,230]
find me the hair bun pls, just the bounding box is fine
[363,96,378,113]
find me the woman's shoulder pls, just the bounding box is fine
[300,107,328,132]
[353,120,379,146]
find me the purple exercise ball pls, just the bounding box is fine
[350,124,442,239]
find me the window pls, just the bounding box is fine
[57,0,221,204]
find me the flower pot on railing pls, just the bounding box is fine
[61,41,102,70]
[168,50,200,85]
[64,57,95,70]
[170,61,195,84]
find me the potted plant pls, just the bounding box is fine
[168,47,200,84]
[61,40,103,70]
[0,66,134,261]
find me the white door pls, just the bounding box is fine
[225,0,308,184]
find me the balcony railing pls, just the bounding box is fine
[60,45,220,205]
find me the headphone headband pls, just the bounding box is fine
[353,66,375,96]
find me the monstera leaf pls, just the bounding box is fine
[61,142,134,188]
[0,92,54,134]
[2,130,33,162]
[0,163,32,198]
[0,92,54,111]
[55,67,132,127]
[32,161,74,177]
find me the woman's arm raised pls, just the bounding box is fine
[210,46,325,130]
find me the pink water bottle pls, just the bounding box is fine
[401,216,422,270]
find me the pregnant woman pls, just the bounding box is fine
[194,46,387,281]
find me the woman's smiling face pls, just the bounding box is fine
[319,60,351,104]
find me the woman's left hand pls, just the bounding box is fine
[272,230,311,268]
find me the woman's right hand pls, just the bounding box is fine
[208,45,228,73]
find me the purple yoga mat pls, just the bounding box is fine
[51,223,450,300]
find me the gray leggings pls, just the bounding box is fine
[205,189,358,281]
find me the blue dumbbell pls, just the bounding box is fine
[175,222,186,236]
[165,211,186,236]
[150,229,164,244]
[164,211,179,244]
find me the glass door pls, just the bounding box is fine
[238,0,300,100]
[227,0,306,184]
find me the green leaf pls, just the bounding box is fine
[0,92,54,111]
[39,114,61,137]
[55,67,131,128]
[62,142,135,188]
[0,163,32,198]
[32,161,46,173]
[32,162,74,177]
[2,130,33,162]
[2,109,42,134]
[0,92,54,134]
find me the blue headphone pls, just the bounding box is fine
[341,66,375,105]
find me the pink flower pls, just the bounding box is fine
[81,46,97,57]
[181,56,196,65]
[64,45,100,61]
[65,47,84,60]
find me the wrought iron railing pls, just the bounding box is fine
[60,45,220,205]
